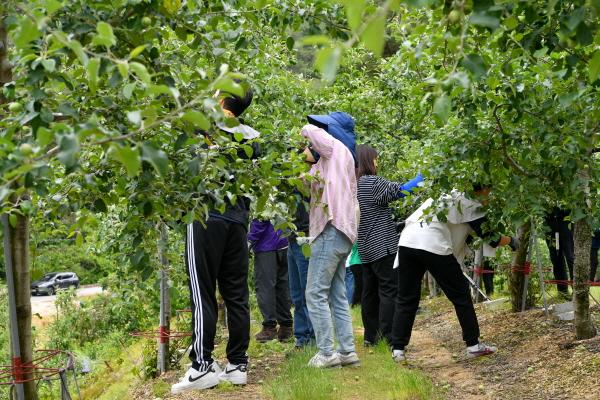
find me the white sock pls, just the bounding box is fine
[467,344,480,352]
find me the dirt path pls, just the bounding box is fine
[410,298,600,400]
[409,326,491,399]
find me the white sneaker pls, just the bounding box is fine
[466,343,497,359]
[392,349,406,362]
[339,351,360,367]
[219,363,248,385]
[307,352,342,368]
[171,362,221,394]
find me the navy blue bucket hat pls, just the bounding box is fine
[307,111,357,163]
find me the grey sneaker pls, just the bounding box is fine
[339,351,360,367]
[307,352,342,368]
[466,343,497,359]
[392,349,406,363]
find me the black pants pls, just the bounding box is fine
[254,249,293,327]
[545,211,574,294]
[349,264,363,306]
[482,260,494,296]
[391,247,480,350]
[186,219,250,368]
[361,255,397,344]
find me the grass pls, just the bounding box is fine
[263,307,440,400]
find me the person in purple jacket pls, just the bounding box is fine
[248,219,293,342]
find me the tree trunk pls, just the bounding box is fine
[509,222,534,312]
[1,17,38,400]
[8,214,38,399]
[572,219,596,339]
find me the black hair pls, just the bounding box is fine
[357,144,378,178]
[222,82,253,117]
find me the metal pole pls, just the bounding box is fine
[2,214,25,400]
[532,224,549,316]
[157,224,170,374]
[521,234,533,312]
[473,245,484,303]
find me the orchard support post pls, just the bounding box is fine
[473,246,484,303]
[157,224,170,374]
[2,215,25,400]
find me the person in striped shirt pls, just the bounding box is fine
[356,144,423,347]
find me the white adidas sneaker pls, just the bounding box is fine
[219,362,248,385]
[171,362,221,394]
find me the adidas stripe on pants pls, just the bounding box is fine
[186,219,250,368]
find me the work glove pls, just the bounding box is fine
[509,236,520,251]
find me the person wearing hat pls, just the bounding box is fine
[390,186,519,363]
[300,111,360,368]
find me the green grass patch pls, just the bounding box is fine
[264,341,438,400]
[264,307,439,400]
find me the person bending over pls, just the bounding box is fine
[391,185,518,362]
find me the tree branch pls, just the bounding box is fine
[493,104,532,177]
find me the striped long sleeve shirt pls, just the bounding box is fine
[357,174,423,263]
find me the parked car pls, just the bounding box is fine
[31,272,80,296]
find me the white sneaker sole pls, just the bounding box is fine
[220,373,247,385]
[171,375,220,394]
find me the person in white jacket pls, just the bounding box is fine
[390,186,519,362]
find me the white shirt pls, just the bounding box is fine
[396,191,486,265]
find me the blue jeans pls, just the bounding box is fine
[288,240,314,346]
[345,267,354,305]
[306,224,355,355]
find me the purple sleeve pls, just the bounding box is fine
[247,220,267,245]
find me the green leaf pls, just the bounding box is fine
[75,231,84,246]
[57,133,80,168]
[315,46,342,82]
[433,94,451,124]
[141,142,169,176]
[301,242,311,258]
[588,51,600,83]
[45,0,64,14]
[14,18,41,48]
[41,59,56,72]
[360,13,386,56]
[127,110,142,125]
[469,12,500,29]
[93,21,117,48]
[0,186,10,203]
[36,127,53,147]
[182,110,210,130]
[87,57,101,94]
[117,62,129,79]
[286,37,295,51]
[67,39,89,66]
[566,7,586,31]
[110,144,141,177]
[123,83,136,99]
[129,62,150,83]
[213,78,244,97]
[503,16,518,30]
[461,54,487,79]
[129,44,148,59]
[300,35,331,46]
[344,0,366,31]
